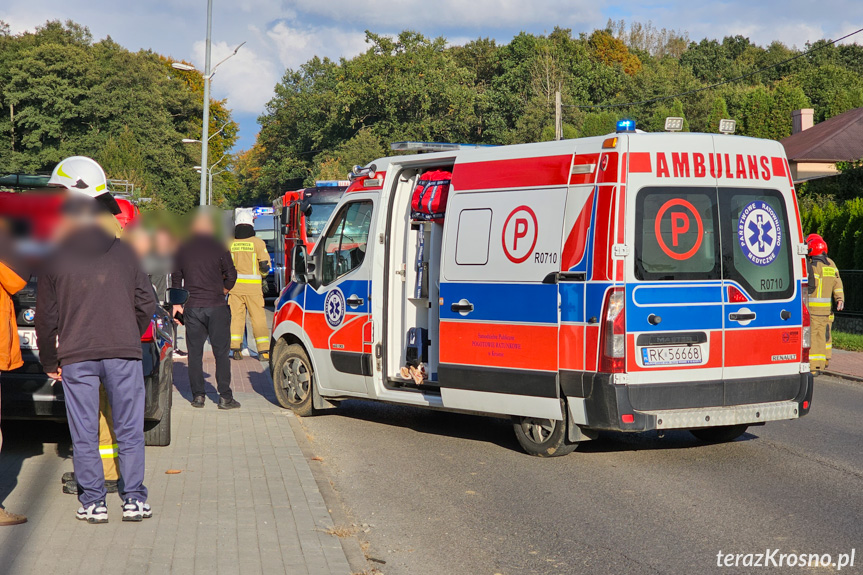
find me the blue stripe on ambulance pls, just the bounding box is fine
[439,283,557,324]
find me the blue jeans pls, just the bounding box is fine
[62,359,147,506]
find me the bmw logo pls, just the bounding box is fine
[23,308,36,323]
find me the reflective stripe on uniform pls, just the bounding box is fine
[100,444,119,459]
[236,273,262,284]
[810,354,827,360]
[255,336,269,343]
[231,335,243,340]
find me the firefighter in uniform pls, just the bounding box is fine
[228,209,271,361]
[807,236,844,372]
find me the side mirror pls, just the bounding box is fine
[299,200,313,218]
[291,244,313,284]
[279,206,288,227]
[166,288,190,306]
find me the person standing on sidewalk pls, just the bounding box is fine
[171,210,240,409]
[36,157,156,523]
[807,236,844,373]
[228,209,271,361]
[0,221,29,526]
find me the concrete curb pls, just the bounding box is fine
[822,370,863,383]
[261,368,371,574]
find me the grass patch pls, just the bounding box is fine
[833,331,863,352]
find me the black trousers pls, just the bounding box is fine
[185,306,232,400]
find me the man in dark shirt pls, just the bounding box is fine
[36,157,157,523]
[172,210,239,409]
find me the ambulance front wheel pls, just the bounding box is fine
[689,424,748,443]
[512,400,577,457]
[273,341,315,417]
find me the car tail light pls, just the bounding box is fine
[621,414,634,424]
[801,283,811,363]
[141,323,155,343]
[728,285,748,303]
[600,288,626,373]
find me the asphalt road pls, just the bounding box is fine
[296,375,863,575]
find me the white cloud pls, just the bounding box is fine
[192,40,280,114]
[284,0,603,30]
[266,20,369,70]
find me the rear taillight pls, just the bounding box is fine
[600,289,626,373]
[141,323,155,343]
[801,283,810,363]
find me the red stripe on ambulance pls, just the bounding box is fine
[452,155,572,191]
[439,321,557,371]
[634,152,785,180]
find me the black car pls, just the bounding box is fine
[2,279,186,446]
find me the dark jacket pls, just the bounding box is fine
[35,226,156,372]
[171,234,237,308]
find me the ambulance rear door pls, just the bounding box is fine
[712,136,804,387]
[624,134,725,406]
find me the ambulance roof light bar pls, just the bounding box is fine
[615,119,636,133]
[664,117,684,132]
[719,119,737,135]
[389,141,497,153]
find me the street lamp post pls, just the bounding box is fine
[170,0,244,207]
[198,0,213,207]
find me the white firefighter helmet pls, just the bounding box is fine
[48,156,121,215]
[235,208,255,227]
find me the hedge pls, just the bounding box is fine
[799,196,863,269]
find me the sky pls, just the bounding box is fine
[2,0,862,152]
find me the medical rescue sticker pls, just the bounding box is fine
[324,288,346,328]
[738,200,781,266]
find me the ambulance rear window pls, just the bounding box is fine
[635,188,720,281]
[720,189,793,300]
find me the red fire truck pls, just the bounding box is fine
[272,181,349,293]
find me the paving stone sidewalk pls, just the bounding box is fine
[825,348,863,381]
[0,353,352,575]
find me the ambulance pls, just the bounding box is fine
[269,124,814,456]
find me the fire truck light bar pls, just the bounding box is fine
[314,180,351,187]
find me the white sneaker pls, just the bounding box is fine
[122,498,152,522]
[76,501,108,524]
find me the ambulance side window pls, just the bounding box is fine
[455,209,492,265]
[319,201,373,286]
[635,188,720,281]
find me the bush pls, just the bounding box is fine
[800,196,863,269]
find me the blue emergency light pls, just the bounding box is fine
[616,119,636,133]
[314,180,351,187]
[253,207,274,217]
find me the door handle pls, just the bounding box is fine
[450,299,475,315]
[346,295,365,308]
[729,312,756,322]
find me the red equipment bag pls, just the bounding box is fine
[411,170,451,222]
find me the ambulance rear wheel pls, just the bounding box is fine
[513,401,576,457]
[690,424,748,443]
[273,342,315,416]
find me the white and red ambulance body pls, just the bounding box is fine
[270,131,813,456]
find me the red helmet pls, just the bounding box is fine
[808,237,828,256]
[806,233,823,244]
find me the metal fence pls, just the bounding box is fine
[837,270,863,318]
